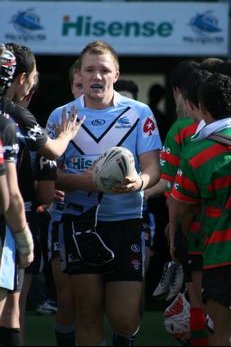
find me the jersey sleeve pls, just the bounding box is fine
[4,97,48,151]
[34,154,57,181]
[0,115,18,163]
[160,123,182,193]
[137,105,162,155]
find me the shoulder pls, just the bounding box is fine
[48,99,78,121]
[115,91,151,113]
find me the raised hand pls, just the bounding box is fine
[56,105,86,140]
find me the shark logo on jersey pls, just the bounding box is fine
[27,124,44,141]
[116,116,131,129]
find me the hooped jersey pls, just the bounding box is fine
[171,122,231,269]
[47,92,162,222]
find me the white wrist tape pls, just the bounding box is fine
[14,226,34,256]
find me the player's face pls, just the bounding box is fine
[71,71,83,99]
[80,51,119,109]
[13,65,38,103]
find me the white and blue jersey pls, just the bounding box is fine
[47,92,162,222]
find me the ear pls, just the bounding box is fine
[114,70,120,83]
[18,72,27,86]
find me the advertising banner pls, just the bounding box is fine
[0,1,229,56]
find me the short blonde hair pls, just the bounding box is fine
[78,40,119,70]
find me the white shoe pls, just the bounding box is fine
[152,261,179,299]
[165,264,184,301]
[36,300,57,314]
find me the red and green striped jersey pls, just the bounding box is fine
[161,117,197,196]
[161,117,202,253]
[171,128,231,269]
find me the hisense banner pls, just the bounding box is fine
[0,1,229,56]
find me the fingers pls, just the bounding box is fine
[112,175,142,193]
[19,253,34,268]
[78,115,86,126]
[61,107,67,124]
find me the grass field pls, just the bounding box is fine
[25,310,181,346]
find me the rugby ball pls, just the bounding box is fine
[92,146,136,193]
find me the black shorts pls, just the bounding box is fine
[25,211,43,275]
[202,265,231,309]
[48,220,61,261]
[60,215,145,282]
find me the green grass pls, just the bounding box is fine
[25,310,181,346]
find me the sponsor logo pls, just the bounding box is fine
[27,124,44,142]
[5,8,46,42]
[115,116,131,129]
[131,258,141,271]
[183,11,224,45]
[39,157,57,171]
[68,157,94,171]
[143,117,155,136]
[162,146,170,154]
[131,244,140,253]
[62,16,173,38]
[91,119,105,126]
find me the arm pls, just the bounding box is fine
[56,167,96,192]
[38,107,85,160]
[0,174,9,214]
[4,162,34,268]
[144,178,168,200]
[0,154,9,213]
[168,196,199,260]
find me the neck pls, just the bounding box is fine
[84,92,114,110]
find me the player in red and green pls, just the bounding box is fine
[170,72,231,346]
[146,62,210,346]
[161,116,197,197]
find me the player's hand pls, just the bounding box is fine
[112,174,143,194]
[14,225,34,268]
[56,106,86,140]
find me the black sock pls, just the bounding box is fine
[55,328,75,346]
[0,327,20,346]
[112,332,137,346]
